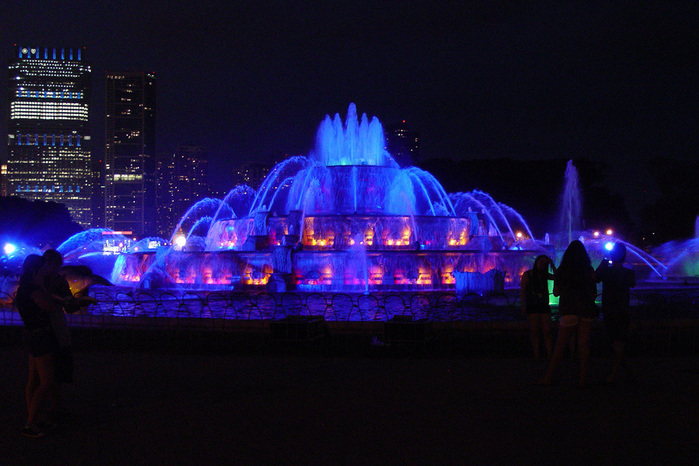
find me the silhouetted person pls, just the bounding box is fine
[521,255,556,359]
[17,255,56,437]
[538,240,598,387]
[42,249,74,421]
[42,249,96,421]
[596,243,636,384]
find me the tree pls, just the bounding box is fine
[0,197,83,250]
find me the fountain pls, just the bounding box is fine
[558,160,583,245]
[112,104,543,292]
[27,105,686,294]
[651,215,699,280]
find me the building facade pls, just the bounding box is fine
[384,121,420,167]
[6,46,92,226]
[104,71,156,237]
[233,160,272,190]
[156,144,209,238]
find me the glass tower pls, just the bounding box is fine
[6,46,92,227]
[105,71,156,237]
[156,145,209,238]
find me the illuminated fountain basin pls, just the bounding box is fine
[112,104,548,291]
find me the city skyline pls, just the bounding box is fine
[2,1,697,221]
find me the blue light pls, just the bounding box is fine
[604,242,614,251]
[3,243,16,255]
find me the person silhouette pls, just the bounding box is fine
[595,243,636,384]
[538,240,598,387]
[17,255,56,437]
[42,249,96,423]
[521,255,556,359]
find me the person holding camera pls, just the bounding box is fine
[596,243,636,385]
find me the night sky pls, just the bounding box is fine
[2,1,697,219]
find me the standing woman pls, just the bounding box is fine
[521,255,556,359]
[538,240,598,387]
[16,255,57,437]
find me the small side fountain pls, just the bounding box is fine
[558,160,583,246]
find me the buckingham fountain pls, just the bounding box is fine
[25,103,687,300]
[110,104,544,294]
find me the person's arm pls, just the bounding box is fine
[595,259,610,282]
[520,272,529,313]
[30,288,54,314]
[589,269,598,302]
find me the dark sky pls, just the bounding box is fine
[2,1,697,215]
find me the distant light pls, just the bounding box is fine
[606,229,613,236]
[175,235,187,248]
[593,231,600,238]
[604,242,614,251]
[516,231,523,238]
[3,243,16,255]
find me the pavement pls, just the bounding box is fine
[1,326,699,465]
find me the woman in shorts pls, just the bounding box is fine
[521,255,556,359]
[538,240,598,387]
[16,255,57,437]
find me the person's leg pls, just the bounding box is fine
[26,353,54,427]
[577,319,592,387]
[51,346,72,421]
[527,314,542,358]
[539,322,576,385]
[607,339,623,382]
[26,357,39,414]
[541,314,553,359]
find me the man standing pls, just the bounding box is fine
[41,249,95,421]
[596,243,636,384]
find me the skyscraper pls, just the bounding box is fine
[6,46,92,226]
[233,160,272,190]
[156,144,209,238]
[105,71,156,237]
[384,121,420,167]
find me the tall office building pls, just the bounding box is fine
[156,144,209,237]
[233,160,272,190]
[105,71,156,237]
[6,46,92,226]
[384,121,420,167]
